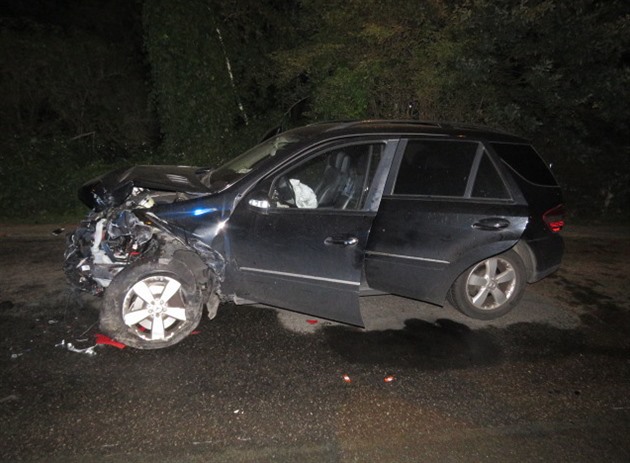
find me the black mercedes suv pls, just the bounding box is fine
[65,120,564,348]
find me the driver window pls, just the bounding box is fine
[271,143,384,210]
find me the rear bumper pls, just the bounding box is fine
[524,233,564,282]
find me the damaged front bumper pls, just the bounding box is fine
[65,177,228,301]
[64,207,157,294]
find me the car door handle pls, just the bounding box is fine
[472,218,511,231]
[324,235,359,246]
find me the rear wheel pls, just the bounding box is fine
[101,259,203,349]
[449,250,526,320]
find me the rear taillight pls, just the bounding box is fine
[543,204,565,233]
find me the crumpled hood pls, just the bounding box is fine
[78,165,211,210]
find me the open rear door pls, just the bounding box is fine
[365,138,529,304]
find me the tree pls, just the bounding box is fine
[433,0,630,218]
[0,9,157,219]
[270,0,451,120]
[142,0,298,165]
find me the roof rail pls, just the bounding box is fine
[320,119,444,130]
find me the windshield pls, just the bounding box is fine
[201,134,302,191]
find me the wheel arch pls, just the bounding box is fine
[152,230,224,299]
[438,239,523,303]
[173,249,213,286]
[511,240,537,283]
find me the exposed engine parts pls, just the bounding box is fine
[64,187,216,295]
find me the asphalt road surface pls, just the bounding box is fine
[1,224,629,462]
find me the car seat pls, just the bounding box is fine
[315,152,352,207]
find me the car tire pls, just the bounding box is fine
[100,258,204,349]
[448,250,526,320]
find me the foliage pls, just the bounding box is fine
[0,6,156,220]
[0,136,120,220]
[142,0,298,166]
[0,16,155,158]
[435,0,630,219]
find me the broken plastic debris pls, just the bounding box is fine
[306,319,318,325]
[95,334,126,349]
[342,374,352,383]
[383,375,396,383]
[55,339,98,356]
[191,330,201,335]
[51,228,65,236]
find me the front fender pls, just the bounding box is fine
[137,210,226,283]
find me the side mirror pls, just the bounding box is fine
[248,193,271,212]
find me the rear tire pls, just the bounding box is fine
[449,250,526,320]
[101,258,203,349]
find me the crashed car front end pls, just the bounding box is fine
[64,188,160,294]
[64,164,219,294]
[63,164,234,349]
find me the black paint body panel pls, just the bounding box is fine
[364,197,529,304]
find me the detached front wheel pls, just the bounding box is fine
[101,259,203,349]
[449,250,526,320]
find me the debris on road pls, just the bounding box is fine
[306,319,318,325]
[384,375,396,383]
[55,339,98,356]
[95,333,126,349]
[342,374,352,383]
[9,348,31,360]
[55,334,128,354]
[51,228,65,236]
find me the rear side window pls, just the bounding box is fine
[472,154,510,199]
[491,142,557,186]
[394,140,477,196]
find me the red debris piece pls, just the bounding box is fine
[191,330,201,335]
[342,374,352,383]
[383,375,396,383]
[306,319,318,325]
[95,333,126,349]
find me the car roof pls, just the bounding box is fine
[285,120,529,144]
